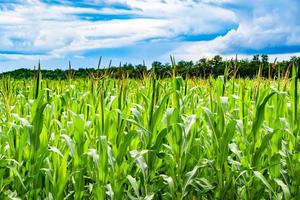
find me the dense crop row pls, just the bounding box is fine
[0,65,299,199]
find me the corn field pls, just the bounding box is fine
[0,64,299,199]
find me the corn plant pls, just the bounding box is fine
[0,62,299,199]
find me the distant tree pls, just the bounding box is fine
[261,54,269,63]
[252,54,260,63]
[1,55,299,79]
[210,55,223,77]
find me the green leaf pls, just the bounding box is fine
[127,175,140,198]
[254,171,276,196]
[274,179,291,200]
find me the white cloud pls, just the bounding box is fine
[0,0,299,64]
[0,0,237,60]
[172,0,300,60]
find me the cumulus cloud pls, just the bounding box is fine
[0,0,236,61]
[0,0,299,65]
[172,0,300,60]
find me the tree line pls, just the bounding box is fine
[1,55,299,79]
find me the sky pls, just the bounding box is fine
[0,0,299,71]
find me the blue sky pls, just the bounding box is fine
[0,0,299,71]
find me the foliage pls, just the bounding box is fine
[0,58,299,199]
[1,55,300,80]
